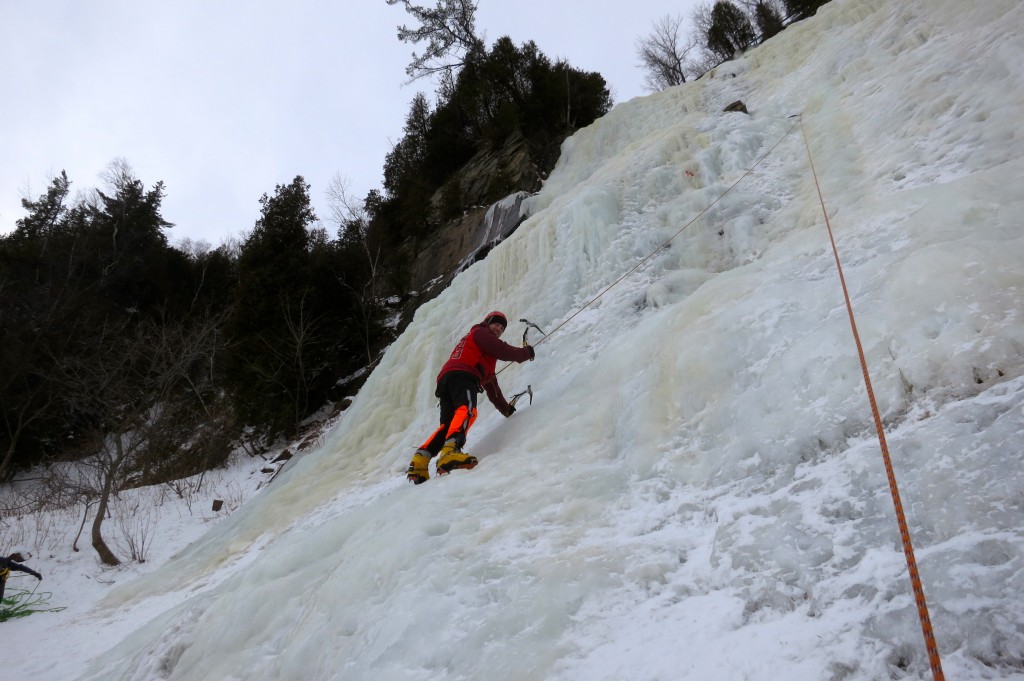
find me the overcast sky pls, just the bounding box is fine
[2,0,701,245]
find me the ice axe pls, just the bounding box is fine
[509,385,533,408]
[519,318,547,347]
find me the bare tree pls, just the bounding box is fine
[0,362,57,482]
[326,175,386,366]
[688,1,761,66]
[691,1,715,41]
[385,0,486,84]
[254,289,326,428]
[325,174,369,231]
[679,1,730,76]
[690,50,725,78]
[53,310,228,565]
[635,15,700,92]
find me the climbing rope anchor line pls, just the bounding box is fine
[494,115,803,386]
[799,117,946,681]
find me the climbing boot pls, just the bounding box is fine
[436,439,478,475]
[406,449,432,485]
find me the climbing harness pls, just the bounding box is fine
[799,116,945,681]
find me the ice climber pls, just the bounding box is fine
[407,311,535,484]
[1,552,42,602]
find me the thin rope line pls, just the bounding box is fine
[537,117,801,347]
[799,118,946,681]
[494,118,800,382]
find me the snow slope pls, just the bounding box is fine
[8,0,1024,679]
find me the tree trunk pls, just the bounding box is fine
[91,482,120,566]
[91,443,122,566]
[0,440,16,482]
[73,501,94,552]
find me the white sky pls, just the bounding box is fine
[1,0,700,245]
[5,0,1024,679]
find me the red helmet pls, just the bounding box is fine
[483,311,508,328]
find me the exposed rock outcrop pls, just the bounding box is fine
[394,132,544,327]
[397,191,531,327]
[435,131,540,214]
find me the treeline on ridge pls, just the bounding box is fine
[370,35,612,247]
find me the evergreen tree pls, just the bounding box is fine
[0,165,190,478]
[325,176,390,367]
[755,1,785,41]
[85,160,184,315]
[386,0,486,83]
[706,1,757,62]
[382,93,440,241]
[0,174,77,479]
[374,36,611,243]
[10,171,71,242]
[784,0,829,21]
[226,176,335,439]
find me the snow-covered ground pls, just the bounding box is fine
[4,0,1024,678]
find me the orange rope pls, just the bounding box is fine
[799,118,945,681]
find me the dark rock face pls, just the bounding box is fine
[395,133,542,326]
[398,191,531,324]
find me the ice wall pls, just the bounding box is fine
[82,1,1024,679]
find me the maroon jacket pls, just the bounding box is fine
[438,322,532,413]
